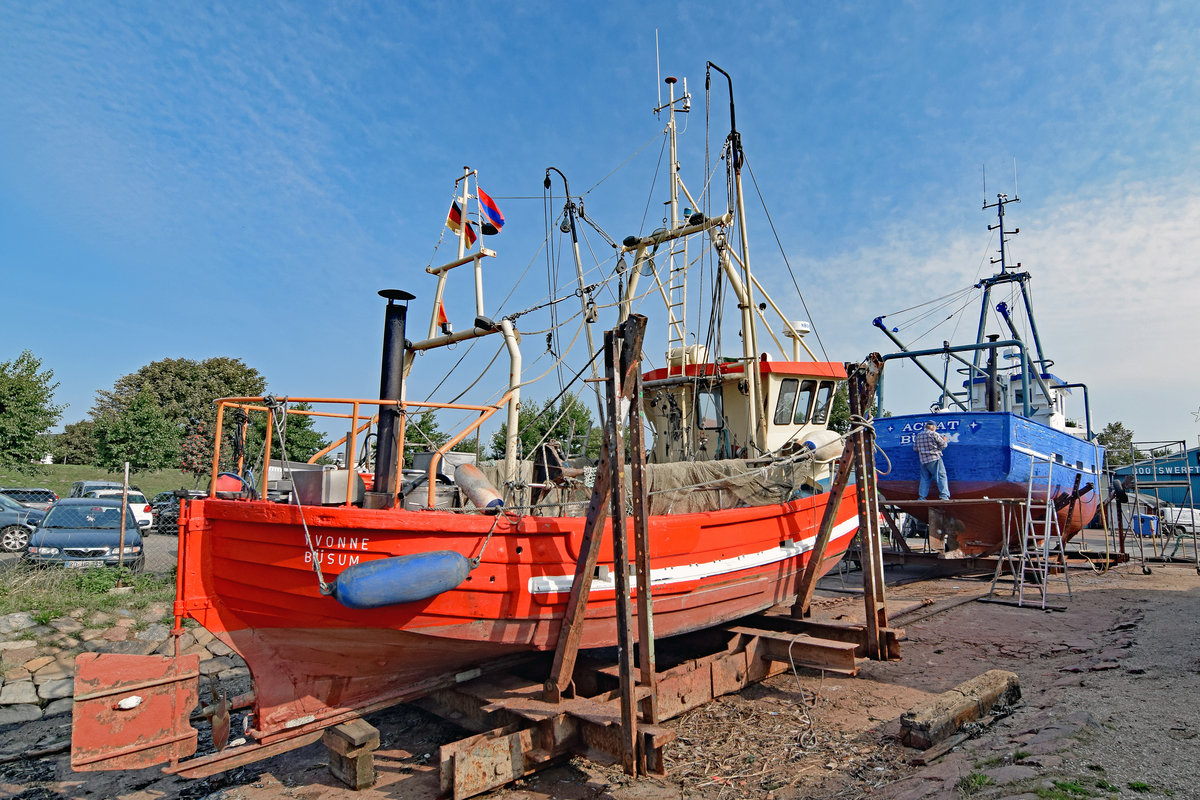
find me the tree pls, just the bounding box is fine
[0,351,65,471]
[403,411,450,467]
[93,357,268,478]
[94,391,180,473]
[1096,421,1143,468]
[180,418,212,484]
[828,383,852,435]
[53,420,99,465]
[245,402,331,467]
[92,357,266,430]
[827,381,885,435]
[490,394,600,460]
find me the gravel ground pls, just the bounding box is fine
[1,554,1197,799]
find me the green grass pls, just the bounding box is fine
[0,463,201,501]
[0,563,175,620]
[956,773,995,795]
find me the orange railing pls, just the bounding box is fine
[209,392,514,508]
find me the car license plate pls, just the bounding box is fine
[65,560,102,569]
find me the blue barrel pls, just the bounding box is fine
[1133,514,1158,537]
[333,551,471,609]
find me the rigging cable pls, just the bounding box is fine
[744,156,829,362]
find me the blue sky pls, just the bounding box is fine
[2,1,1197,449]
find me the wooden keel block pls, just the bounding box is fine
[900,669,1020,750]
[323,719,380,790]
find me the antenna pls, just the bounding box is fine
[1012,156,1018,199]
[982,163,987,207]
[655,30,662,111]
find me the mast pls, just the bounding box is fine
[975,192,1052,384]
[708,61,766,454]
[546,167,605,425]
[972,192,1018,372]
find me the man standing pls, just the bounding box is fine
[913,421,950,501]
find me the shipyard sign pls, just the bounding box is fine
[1129,465,1200,476]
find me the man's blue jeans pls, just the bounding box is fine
[919,458,950,500]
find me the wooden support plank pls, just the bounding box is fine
[604,327,638,776]
[544,438,613,702]
[791,460,852,618]
[323,719,380,790]
[726,627,859,675]
[880,506,913,553]
[438,713,674,800]
[623,316,658,728]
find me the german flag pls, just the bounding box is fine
[446,201,477,247]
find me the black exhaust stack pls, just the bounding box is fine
[366,289,415,509]
[985,334,1001,412]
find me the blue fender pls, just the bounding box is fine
[332,551,471,609]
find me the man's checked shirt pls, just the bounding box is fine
[913,429,947,464]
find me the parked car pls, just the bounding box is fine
[24,498,144,571]
[0,487,58,510]
[82,489,153,528]
[151,490,206,533]
[0,493,46,552]
[69,480,143,498]
[1160,506,1200,536]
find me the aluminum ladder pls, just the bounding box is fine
[1016,455,1073,608]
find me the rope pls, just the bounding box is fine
[786,637,820,750]
[467,511,518,568]
[265,396,333,596]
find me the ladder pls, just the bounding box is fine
[665,248,688,375]
[1016,455,1072,608]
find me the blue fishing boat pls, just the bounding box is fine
[871,192,1104,557]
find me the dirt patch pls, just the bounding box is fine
[2,562,1198,799]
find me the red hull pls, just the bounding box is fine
[178,490,859,738]
[882,480,1098,557]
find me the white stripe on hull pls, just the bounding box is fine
[528,516,860,595]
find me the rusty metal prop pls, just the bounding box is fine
[791,355,886,629]
[71,653,200,772]
[847,355,890,660]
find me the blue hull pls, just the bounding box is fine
[874,412,1104,555]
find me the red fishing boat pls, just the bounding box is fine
[72,65,863,777]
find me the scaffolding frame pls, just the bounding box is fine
[1127,440,1198,571]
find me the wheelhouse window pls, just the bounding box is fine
[792,379,818,424]
[811,381,835,424]
[696,386,724,430]
[773,379,799,425]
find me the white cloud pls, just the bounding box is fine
[774,177,1200,443]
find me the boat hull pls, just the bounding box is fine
[178,489,859,739]
[873,412,1102,556]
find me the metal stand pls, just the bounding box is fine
[1129,440,1198,572]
